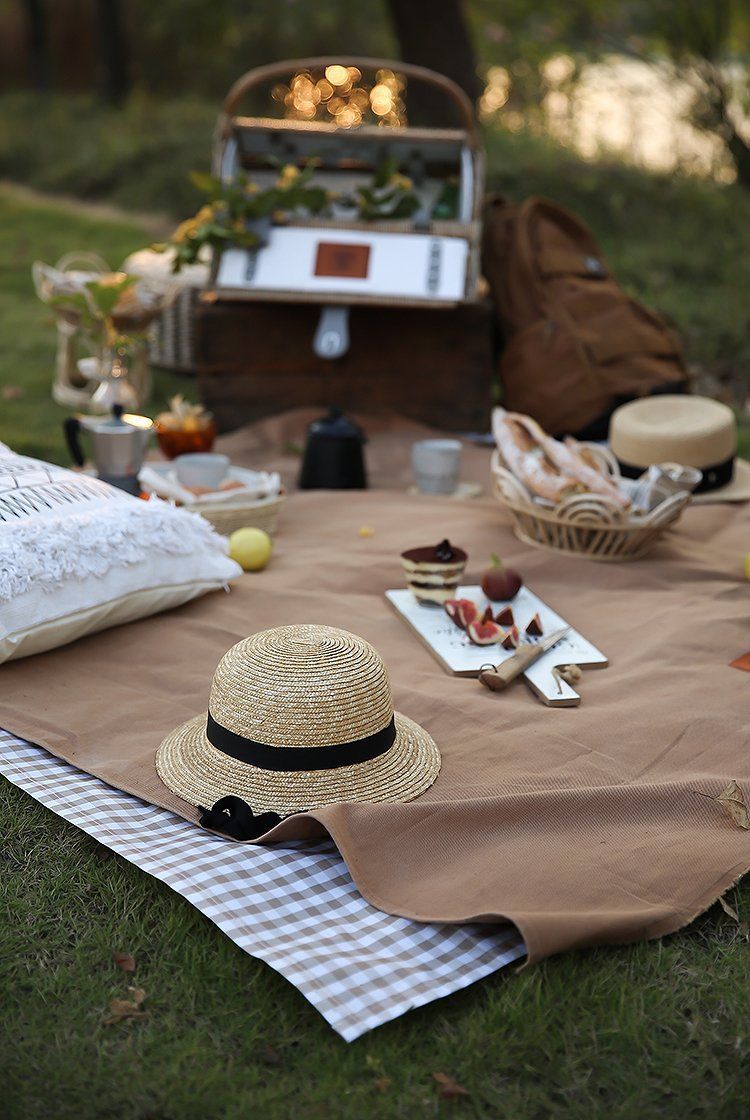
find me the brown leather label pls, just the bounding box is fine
[314,242,370,279]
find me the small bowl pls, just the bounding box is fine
[175,453,230,491]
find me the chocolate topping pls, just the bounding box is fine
[401,539,467,564]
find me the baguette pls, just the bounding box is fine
[507,413,631,509]
[492,409,580,503]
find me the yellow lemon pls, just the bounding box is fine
[744,552,750,581]
[229,527,273,572]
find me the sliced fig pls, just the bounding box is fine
[525,613,544,637]
[467,619,503,646]
[481,605,494,624]
[495,605,515,628]
[444,599,463,625]
[444,598,477,631]
[456,600,478,630]
[501,625,520,650]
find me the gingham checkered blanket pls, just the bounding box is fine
[0,729,525,1040]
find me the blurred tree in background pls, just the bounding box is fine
[2,0,750,184]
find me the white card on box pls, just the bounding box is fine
[216,229,468,302]
[386,585,608,706]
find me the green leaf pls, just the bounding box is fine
[189,170,222,197]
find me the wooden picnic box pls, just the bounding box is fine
[196,58,493,431]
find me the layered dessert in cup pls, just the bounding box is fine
[401,539,468,605]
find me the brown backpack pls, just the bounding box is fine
[481,195,688,437]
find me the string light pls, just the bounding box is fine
[274,64,407,128]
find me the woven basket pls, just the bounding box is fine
[194,491,285,537]
[490,444,691,562]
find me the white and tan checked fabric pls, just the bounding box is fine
[0,729,525,1040]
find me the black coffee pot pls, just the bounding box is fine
[298,408,367,490]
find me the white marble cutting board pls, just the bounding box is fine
[386,585,608,706]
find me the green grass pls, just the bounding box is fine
[2,124,750,1118]
[3,781,750,1120]
[0,186,186,463]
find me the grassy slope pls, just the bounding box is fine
[2,136,750,1119]
[0,187,185,462]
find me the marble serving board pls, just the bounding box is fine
[386,585,608,706]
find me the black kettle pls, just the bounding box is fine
[298,408,367,490]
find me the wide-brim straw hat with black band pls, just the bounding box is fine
[156,624,441,832]
[609,394,750,502]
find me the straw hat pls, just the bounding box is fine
[609,395,750,503]
[156,624,441,816]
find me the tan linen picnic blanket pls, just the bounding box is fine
[2,488,750,965]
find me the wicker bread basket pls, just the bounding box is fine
[192,491,285,537]
[491,443,691,561]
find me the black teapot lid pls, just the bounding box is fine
[308,408,365,442]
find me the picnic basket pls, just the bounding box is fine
[490,443,691,561]
[210,57,485,308]
[194,491,285,537]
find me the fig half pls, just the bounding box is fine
[501,625,520,650]
[525,613,544,637]
[467,619,503,646]
[444,598,478,631]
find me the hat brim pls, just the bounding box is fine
[156,710,441,816]
[691,457,750,504]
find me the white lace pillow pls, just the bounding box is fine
[0,445,241,663]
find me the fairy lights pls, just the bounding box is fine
[272,65,407,128]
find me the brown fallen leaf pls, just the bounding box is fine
[716,781,750,830]
[373,1076,391,1093]
[1,385,24,401]
[102,986,147,1026]
[112,951,135,973]
[432,1072,470,1100]
[694,781,750,830]
[261,1043,282,1067]
[719,895,741,923]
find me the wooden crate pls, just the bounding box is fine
[195,297,495,433]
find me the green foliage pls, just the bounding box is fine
[161,164,329,271]
[352,155,422,220]
[50,275,138,350]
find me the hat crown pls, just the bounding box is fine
[209,624,393,748]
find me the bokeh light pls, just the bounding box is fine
[274,64,407,128]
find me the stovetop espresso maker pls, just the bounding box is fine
[64,405,153,495]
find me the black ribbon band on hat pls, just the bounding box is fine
[205,711,397,772]
[198,796,281,840]
[616,454,734,493]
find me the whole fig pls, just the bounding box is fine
[480,554,523,601]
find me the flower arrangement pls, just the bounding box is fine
[158,158,425,272]
[50,274,147,353]
[157,164,328,272]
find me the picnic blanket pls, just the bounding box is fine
[0,729,524,1039]
[1,485,749,965]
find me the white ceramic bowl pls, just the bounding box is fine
[175,453,230,491]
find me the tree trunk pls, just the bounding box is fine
[95,0,130,105]
[24,0,50,92]
[386,0,481,124]
[728,130,750,189]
